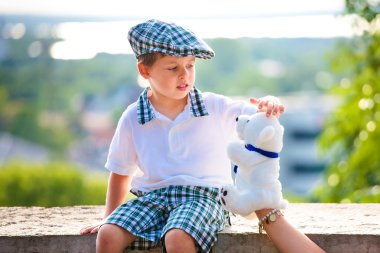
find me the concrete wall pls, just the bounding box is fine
[1,204,379,253]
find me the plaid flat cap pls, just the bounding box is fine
[128,19,214,59]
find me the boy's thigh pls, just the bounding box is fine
[163,199,225,252]
[106,194,167,235]
[166,199,225,228]
[104,194,168,250]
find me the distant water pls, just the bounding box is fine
[49,15,356,60]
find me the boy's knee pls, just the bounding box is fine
[97,224,117,248]
[164,229,196,253]
[97,224,135,252]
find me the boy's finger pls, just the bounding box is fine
[249,97,259,105]
[261,100,269,107]
[80,227,90,235]
[266,101,274,117]
[91,226,99,234]
[272,106,278,116]
[250,98,264,110]
[259,100,267,110]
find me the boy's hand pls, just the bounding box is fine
[250,96,285,117]
[80,221,104,235]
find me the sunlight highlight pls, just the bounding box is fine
[49,15,357,60]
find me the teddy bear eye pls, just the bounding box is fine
[235,117,239,122]
[246,120,250,123]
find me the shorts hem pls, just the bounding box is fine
[102,221,161,250]
[161,225,217,253]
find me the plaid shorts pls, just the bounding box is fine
[105,185,229,253]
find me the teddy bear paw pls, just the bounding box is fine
[219,185,237,211]
[220,188,228,206]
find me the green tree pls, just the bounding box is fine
[0,35,73,154]
[315,0,380,202]
[0,161,108,207]
[0,32,138,155]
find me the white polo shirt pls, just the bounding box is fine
[105,88,257,192]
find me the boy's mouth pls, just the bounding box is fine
[177,84,189,91]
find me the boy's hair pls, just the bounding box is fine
[137,53,165,67]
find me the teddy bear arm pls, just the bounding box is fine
[227,142,251,166]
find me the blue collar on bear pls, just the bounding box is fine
[245,144,280,158]
[232,144,280,175]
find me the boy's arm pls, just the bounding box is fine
[103,172,133,218]
[255,209,326,253]
[80,172,132,234]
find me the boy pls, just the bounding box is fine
[81,19,285,253]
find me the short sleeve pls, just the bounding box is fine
[217,94,258,121]
[105,110,138,176]
[205,93,257,140]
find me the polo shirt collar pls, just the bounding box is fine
[137,87,209,125]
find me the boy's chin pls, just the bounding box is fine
[174,93,190,101]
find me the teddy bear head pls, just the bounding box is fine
[235,112,284,153]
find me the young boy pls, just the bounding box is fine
[81,19,286,253]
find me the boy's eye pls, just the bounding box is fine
[187,64,194,69]
[168,66,177,70]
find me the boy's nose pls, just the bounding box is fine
[179,75,187,82]
[179,69,189,81]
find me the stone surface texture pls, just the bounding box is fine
[0,204,379,253]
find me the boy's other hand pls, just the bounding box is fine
[80,221,104,235]
[250,96,285,117]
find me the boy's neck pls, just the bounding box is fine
[149,93,188,121]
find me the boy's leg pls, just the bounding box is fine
[96,224,136,253]
[162,186,227,253]
[164,228,197,253]
[102,189,170,252]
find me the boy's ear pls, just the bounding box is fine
[137,63,150,79]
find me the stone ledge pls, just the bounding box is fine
[0,204,379,253]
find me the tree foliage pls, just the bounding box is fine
[0,37,74,154]
[0,161,108,207]
[315,0,380,202]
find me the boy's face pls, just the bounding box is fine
[139,55,196,102]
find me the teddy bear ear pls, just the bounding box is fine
[259,126,275,143]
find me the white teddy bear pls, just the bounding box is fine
[220,112,288,219]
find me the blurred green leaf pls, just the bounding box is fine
[315,0,380,203]
[0,161,108,207]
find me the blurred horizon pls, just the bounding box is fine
[0,0,358,60]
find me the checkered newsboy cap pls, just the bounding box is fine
[128,19,214,59]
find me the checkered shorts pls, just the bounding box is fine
[104,185,229,253]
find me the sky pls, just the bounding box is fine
[1,0,356,60]
[0,0,345,18]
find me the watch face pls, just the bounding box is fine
[269,214,277,222]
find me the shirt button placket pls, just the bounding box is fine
[168,123,182,156]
